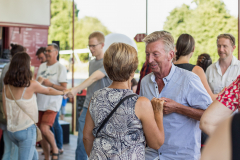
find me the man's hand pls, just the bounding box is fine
[63,89,71,96]
[37,76,45,84]
[42,79,53,87]
[151,97,164,113]
[160,97,179,115]
[65,87,78,98]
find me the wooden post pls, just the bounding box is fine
[72,0,75,134]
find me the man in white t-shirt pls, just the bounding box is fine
[36,43,67,160]
[206,34,240,94]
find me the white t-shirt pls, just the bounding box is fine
[36,62,67,112]
[206,56,240,94]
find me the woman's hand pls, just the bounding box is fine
[151,97,164,113]
[63,89,71,97]
[65,88,78,98]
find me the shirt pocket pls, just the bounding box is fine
[226,77,236,88]
[209,77,222,94]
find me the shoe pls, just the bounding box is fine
[51,152,59,160]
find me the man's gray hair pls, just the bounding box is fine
[48,43,59,52]
[143,31,174,53]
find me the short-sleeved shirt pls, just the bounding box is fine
[36,62,67,112]
[83,58,112,109]
[206,56,240,94]
[140,64,212,160]
[217,75,240,111]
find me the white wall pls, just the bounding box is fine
[0,0,50,26]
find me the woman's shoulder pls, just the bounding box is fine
[192,65,205,76]
[30,80,41,87]
[136,96,151,108]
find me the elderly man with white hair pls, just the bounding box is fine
[139,31,212,160]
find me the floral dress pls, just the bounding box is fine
[89,87,145,160]
[217,75,240,111]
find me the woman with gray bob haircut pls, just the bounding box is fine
[83,42,165,159]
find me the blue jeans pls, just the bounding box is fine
[75,107,88,160]
[2,130,18,160]
[51,111,63,149]
[7,124,38,160]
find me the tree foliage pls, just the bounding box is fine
[164,0,238,64]
[49,0,111,52]
[70,16,111,49]
[49,0,78,50]
[136,42,146,71]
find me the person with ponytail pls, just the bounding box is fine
[197,53,212,72]
[174,34,217,101]
[2,52,69,160]
[0,43,26,160]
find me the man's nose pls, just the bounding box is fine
[148,54,154,63]
[219,46,224,52]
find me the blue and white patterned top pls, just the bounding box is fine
[140,64,212,160]
[89,87,145,160]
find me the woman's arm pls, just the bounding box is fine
[200,116,231,160]
[200,100,232,136]
[83,107,95,157]
[66,70,106,98]
[192,66,218,101]
[32,80,68,95]
[135,97,164,149]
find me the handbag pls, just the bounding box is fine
[96,94,137,137]
[8,85,42,142]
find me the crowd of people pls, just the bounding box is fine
[0,30,239,160]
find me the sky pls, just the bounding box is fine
[75,0,238,39]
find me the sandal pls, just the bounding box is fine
[51,152,59,160]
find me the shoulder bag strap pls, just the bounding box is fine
[96,94,137,137]
[7,85,36,124]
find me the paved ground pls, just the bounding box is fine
[37,134,77,160]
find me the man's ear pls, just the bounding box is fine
[101,43,105,48]
[232,45,236,52]
[168,50,174,61]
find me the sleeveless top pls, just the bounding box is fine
[5,86,38,132]
[231,113,240,160]
[175,63,195,71]
[89,87,145,159]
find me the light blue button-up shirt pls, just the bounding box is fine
[140,64,212,160]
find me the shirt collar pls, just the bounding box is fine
[231,56,239,66]
[150,63,176,84]
[216,55,238,68]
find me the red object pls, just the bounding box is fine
[77,89,87,96]
[136,62,152,95]
[134,33,147,42]
[217,75,240,111]
[8,27,48,79]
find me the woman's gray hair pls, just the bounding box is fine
[143,31,174,53]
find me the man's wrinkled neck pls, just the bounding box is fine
[154,63,172,80]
